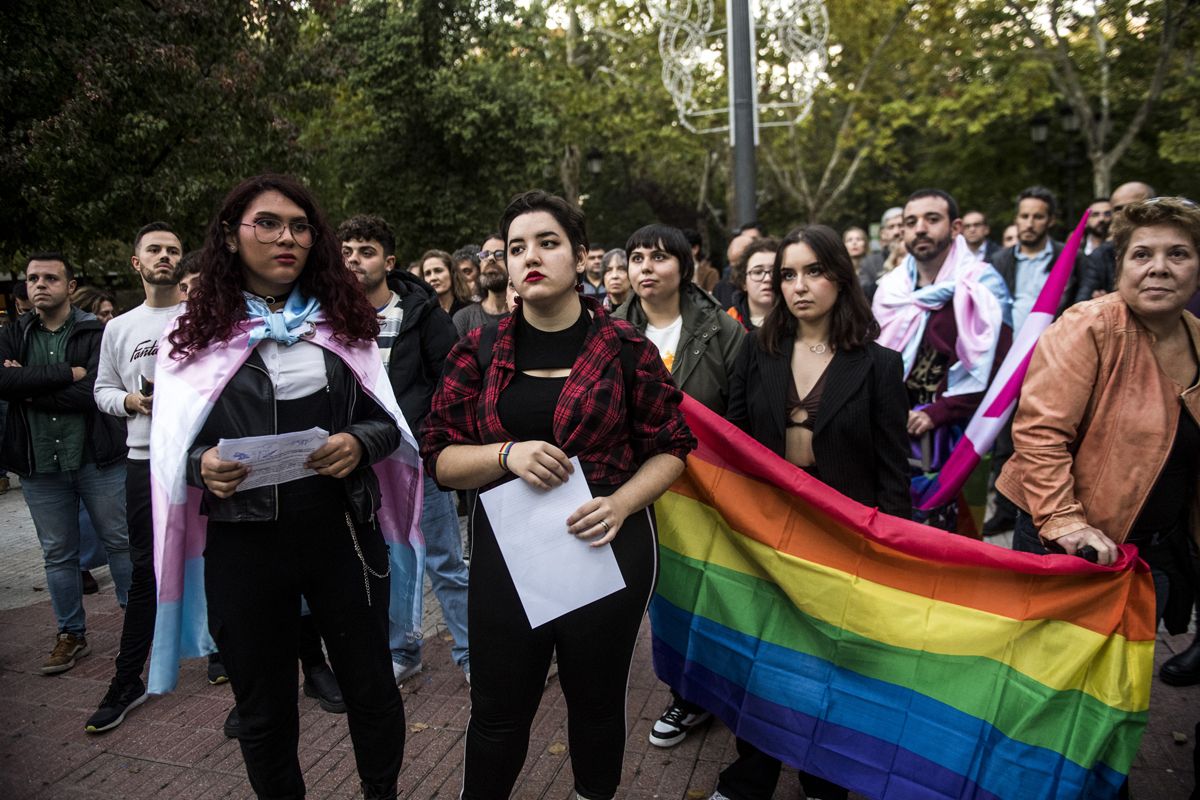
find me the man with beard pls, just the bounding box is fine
[873,189,1012,533]
[452,234,511,337]
[85,223,199,731]
[1084,197,1113,255]
[985,188,1086,534]
[1,253,131,675]
[339,214,469,683]
[1075,181,1156,302]
[990,186,1086,335]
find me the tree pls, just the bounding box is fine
[1001,0,1196,195]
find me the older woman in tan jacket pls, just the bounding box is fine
[997,197,1200,638]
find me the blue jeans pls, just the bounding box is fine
[393,475,470,668]
[22,462,132,634]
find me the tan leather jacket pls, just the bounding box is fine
[996,293,1200,545]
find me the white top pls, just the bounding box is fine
[95,302,184,460]
[645,315,684,373]
[256,339,327,399]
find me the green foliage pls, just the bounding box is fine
[1,0,1196,277]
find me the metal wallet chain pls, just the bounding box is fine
[345,512,390,607]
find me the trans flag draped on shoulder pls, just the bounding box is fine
[651,396,1155,800]
[146,313,425,695]
[917,212,1090,511]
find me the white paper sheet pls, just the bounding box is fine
[217,426,329,492]
[480,457,626,628]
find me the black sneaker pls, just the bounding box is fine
[648,702,711,747]
[207,654,229,685]
[84,677,148,734]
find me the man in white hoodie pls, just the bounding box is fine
[84,221,188,733]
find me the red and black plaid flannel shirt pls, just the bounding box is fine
[421,297,695,487]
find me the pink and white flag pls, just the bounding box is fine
[916,211,1090,510]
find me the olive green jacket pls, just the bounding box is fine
[612,284,745,414]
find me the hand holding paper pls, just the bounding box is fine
[481,456,626,627]
[216,426,330,492]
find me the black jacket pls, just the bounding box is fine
[0,307,127,476]
[185,347,401,524]
[382,270,458,432]
[726,332,911,518]
[989,240,1085,319]
[1075,241,1115,303]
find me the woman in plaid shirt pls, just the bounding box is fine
[421,190,695,800]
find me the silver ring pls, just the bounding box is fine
[600,520,610,532]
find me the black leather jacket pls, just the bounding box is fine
[185,347,401,523]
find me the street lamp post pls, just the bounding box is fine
[728,0,758,230]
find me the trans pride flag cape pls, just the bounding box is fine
[146,317,425,694]
[916,212,1090,510]
[651,396,1155,800]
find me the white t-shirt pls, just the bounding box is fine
[645,315,683,373]
[94,302,184,459]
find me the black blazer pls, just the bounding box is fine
[727,332,912,519]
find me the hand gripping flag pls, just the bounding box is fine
[651,396,1154,800]
[916,212,1090,511]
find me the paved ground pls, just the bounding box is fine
[0,479,1195,799]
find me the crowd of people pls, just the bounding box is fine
[0,172,1197,800]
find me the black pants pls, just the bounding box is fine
[463,489,657,800]
[717,737,848,800]
[204,503,404,799]
[113,458,156,686]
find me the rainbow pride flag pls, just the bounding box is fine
[651,397,1155,800]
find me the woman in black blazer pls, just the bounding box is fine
[717,224,911,800]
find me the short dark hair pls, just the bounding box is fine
[1091,196,1110,205]
[499,190,588,257]
[452,245,480,269]
[179,250,202,276]
[759,225,878,357]
[26,251,74,281]
[133,221,179,253]
[588,243,605,253]
[337,214,396,257]
[481,232,503,245]
[13,281,28,301]
[625,223,695,285]
[1017,185,1057,217]
[1112,197,1200,270]
[905,189,960,223]
[732,221,765,237]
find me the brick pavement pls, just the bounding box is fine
[0,480,1195,799]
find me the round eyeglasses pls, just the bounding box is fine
[240,219,317,249]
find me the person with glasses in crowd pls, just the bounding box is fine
[453,235,511,337]
[422,190,693,800]
[153,174,411,799]
[727,237,780,331]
